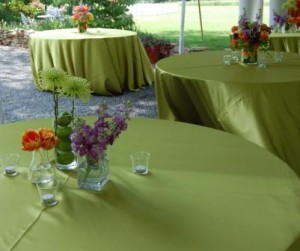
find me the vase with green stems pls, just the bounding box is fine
[77,154,110,191]
[71,102,131,191]
[38,68,92,170]
[55,109,77,170]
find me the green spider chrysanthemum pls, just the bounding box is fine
[62,76,92,103]
[39,68,68,92]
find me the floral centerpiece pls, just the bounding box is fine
[72,3,94,33]
[273,10,300,32]
[70,102,131,191]
[273,0,300,32]
[39,67,92,170]
[21,128,58,183]
[231,9,271,64]
[273,10,289,32]
[288,16,300,30]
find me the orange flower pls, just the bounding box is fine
[231,26,238,33]
[22,130,41,151]
[231,38,238,48]
[39,128,59,150]
[260,23,268,31]
[260,30,269,41]
[238,31,246,40]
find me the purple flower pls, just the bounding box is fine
[273,10,288,27]
[71,102,132,162]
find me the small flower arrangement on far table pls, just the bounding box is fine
[72,3,94,33]
[231,9,271,64]
[273,10,289,32]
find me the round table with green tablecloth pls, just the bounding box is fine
[1,117,300,251]
[29,28,154,95]
[155,50,300,176]
[269,32,300,53]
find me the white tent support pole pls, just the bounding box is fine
[197,0,204,41]
[179,0,186,55]
[239,0,263,22]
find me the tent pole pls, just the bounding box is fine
[179,0,186,54]
[197,0,204,41]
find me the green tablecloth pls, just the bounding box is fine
[1,118,300,250]
[29,28,154,95]
[269,33,300,52]
[155,51,300,176]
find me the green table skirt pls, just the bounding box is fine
[269,33,300,52]
[29,28,154,95]
[155,51,300,176]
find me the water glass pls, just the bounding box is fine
[0,153,20,177]
[231,50,239,61]
[258,54,267,68]
[274,52,283,63]
[36,179,59,207]
[130,151,151,175]
[223,54,232,65]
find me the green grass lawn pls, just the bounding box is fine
[132,3,270,50]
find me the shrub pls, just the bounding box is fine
[0,0,43,23]
[89,0,136,30]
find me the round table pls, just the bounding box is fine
[29,28,154,95]
[269,32,300,53]
[155,50,300,176]
[1,117,300,251]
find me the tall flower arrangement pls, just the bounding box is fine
[39,68,92,135]
[39,68,92,169]
[72,3,94,31]
[231,10,272,53]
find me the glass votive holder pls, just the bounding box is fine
[223,54,232,65]
[36,179,59,207]
[258,54,267,68]
[231,50,239,62]
[130,151,151,175]
[0,153,20,177]
[274,52,283,63]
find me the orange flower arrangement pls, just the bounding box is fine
[231,10,271,52]
[288,16,300,27]
[72,4,94,26]
[22,128,58,151]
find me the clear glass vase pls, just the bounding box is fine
[54,110,77,170]
[77,154,110,191]
[29,150,56,184]
[241,48,258,64]
[78,23,87,33]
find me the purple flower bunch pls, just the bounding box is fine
[70,102,131,162]
[238,9,262,45]
[273,10,289,27]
